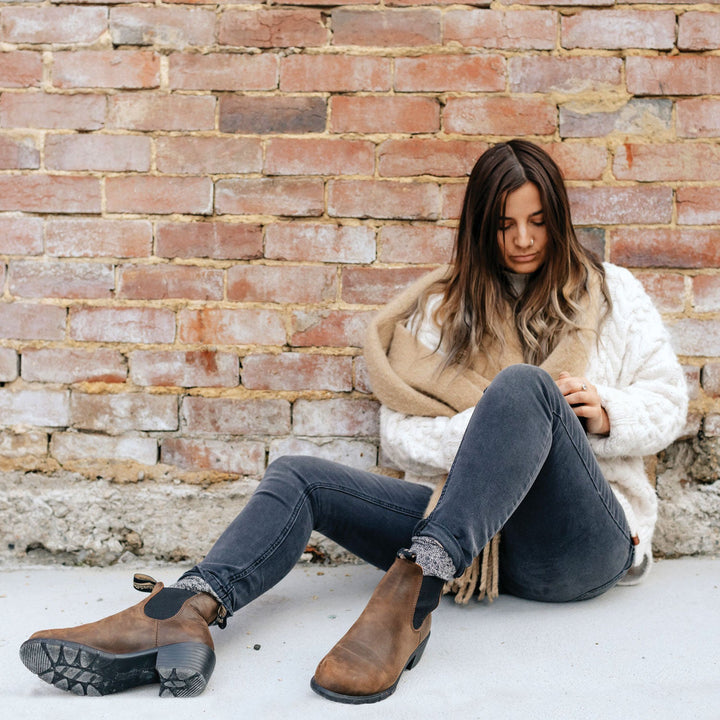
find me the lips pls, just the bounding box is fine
[510,254,537,263]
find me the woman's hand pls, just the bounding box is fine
[556,371,610,436]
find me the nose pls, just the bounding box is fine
[514,223,533,248]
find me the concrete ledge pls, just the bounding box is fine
[2,557,719,719]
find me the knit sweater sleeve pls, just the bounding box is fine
[380,404,474,477]
[588,265,688,458]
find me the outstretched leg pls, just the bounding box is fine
[20,457,432,697]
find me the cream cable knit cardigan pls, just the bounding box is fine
[380,263,688,580]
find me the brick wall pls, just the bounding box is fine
[0,1,718,564]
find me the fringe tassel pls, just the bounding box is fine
[443,532,500,604]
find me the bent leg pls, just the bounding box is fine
[182,455,432,615]
[416,364,634,602]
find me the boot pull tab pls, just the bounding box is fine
[133,573,158,593]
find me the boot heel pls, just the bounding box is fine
[405,633,430,671]
[155,642,216,698]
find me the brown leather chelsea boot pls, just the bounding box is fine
[19,574,225,697]
[311,551,442,704]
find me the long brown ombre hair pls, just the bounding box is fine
[412,140,609,368]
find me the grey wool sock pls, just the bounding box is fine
[409,536,456,581]
[170,576,223,604]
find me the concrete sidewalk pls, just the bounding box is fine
[1,557,718,720]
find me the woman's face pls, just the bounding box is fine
[496,182,549,274]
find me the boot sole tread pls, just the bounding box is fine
[19,638,215,697]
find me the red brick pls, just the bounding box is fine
[0,303,66,341]
[613,143,720,182]
[0,388,70,427]
[71,393,178,434]
[562,11,675,49]
[442,182,466,220]
[390,0,474,4]
[281,55,391,92]
[45,134,151,172]
[130,350,238,388]
[545,143,608,181]
[683,364,700,401]
[242,353,352,391]
[395,54,504,92]
[510,56,623,93]
[70,307,175,343]
[156,136,262,175]
[46,218,152,258]
[627,57,720,96]
[51,433,158,466]
[0,176,101,213]
[161,438,265,476]
[53,51,159,89]
[0,134,39,169]
[109,7,215,47]
[677,188,720,225]
[378,139,488,177]
[265,138,375,176]
[342,266,430,304]
[0,350,17,383]
[354,356,372,394]
[443,97,556,135]
[328,180,440,220]
[378,224,454,263]
[560,98,672,139]
[9,260,114,299]
[0,93,105,130]
[678,12,720,51]
[567,187,672,225]
[330,96,439,134]
[610,229,720,268]
[0,217,42,255]
[0,51,42,88]
[169,53,278,91]
[702,363,720,397]
[219,96,326,134]
[677,99,720,139]
[107,94,215,132]
[106,176,213,215]
[118,264,224,300]
[332,8,441,46]
[215,178,324,217]
[178,308,286,346]
[156,222,263,260]
[278,0,371,5]
[693,276,720,313]
[291,309,374,347]
[1,7,107,44]
[444,9,555,50]
[181,396,291,436]
[265,224,376,264]
[269,437,376,468]
[228,265,337,304]
[219,9,326,47]
[636,272,686,313]
[22,348,127,384]
[293,398,379,437]
[667,319,720,357]
[577,228,606,260]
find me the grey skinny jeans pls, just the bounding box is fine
[182,365,635,616]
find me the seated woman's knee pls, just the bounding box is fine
[490,364,554,398]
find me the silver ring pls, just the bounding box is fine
[581,384,587,391]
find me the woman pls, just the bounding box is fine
[19,140,687,703]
